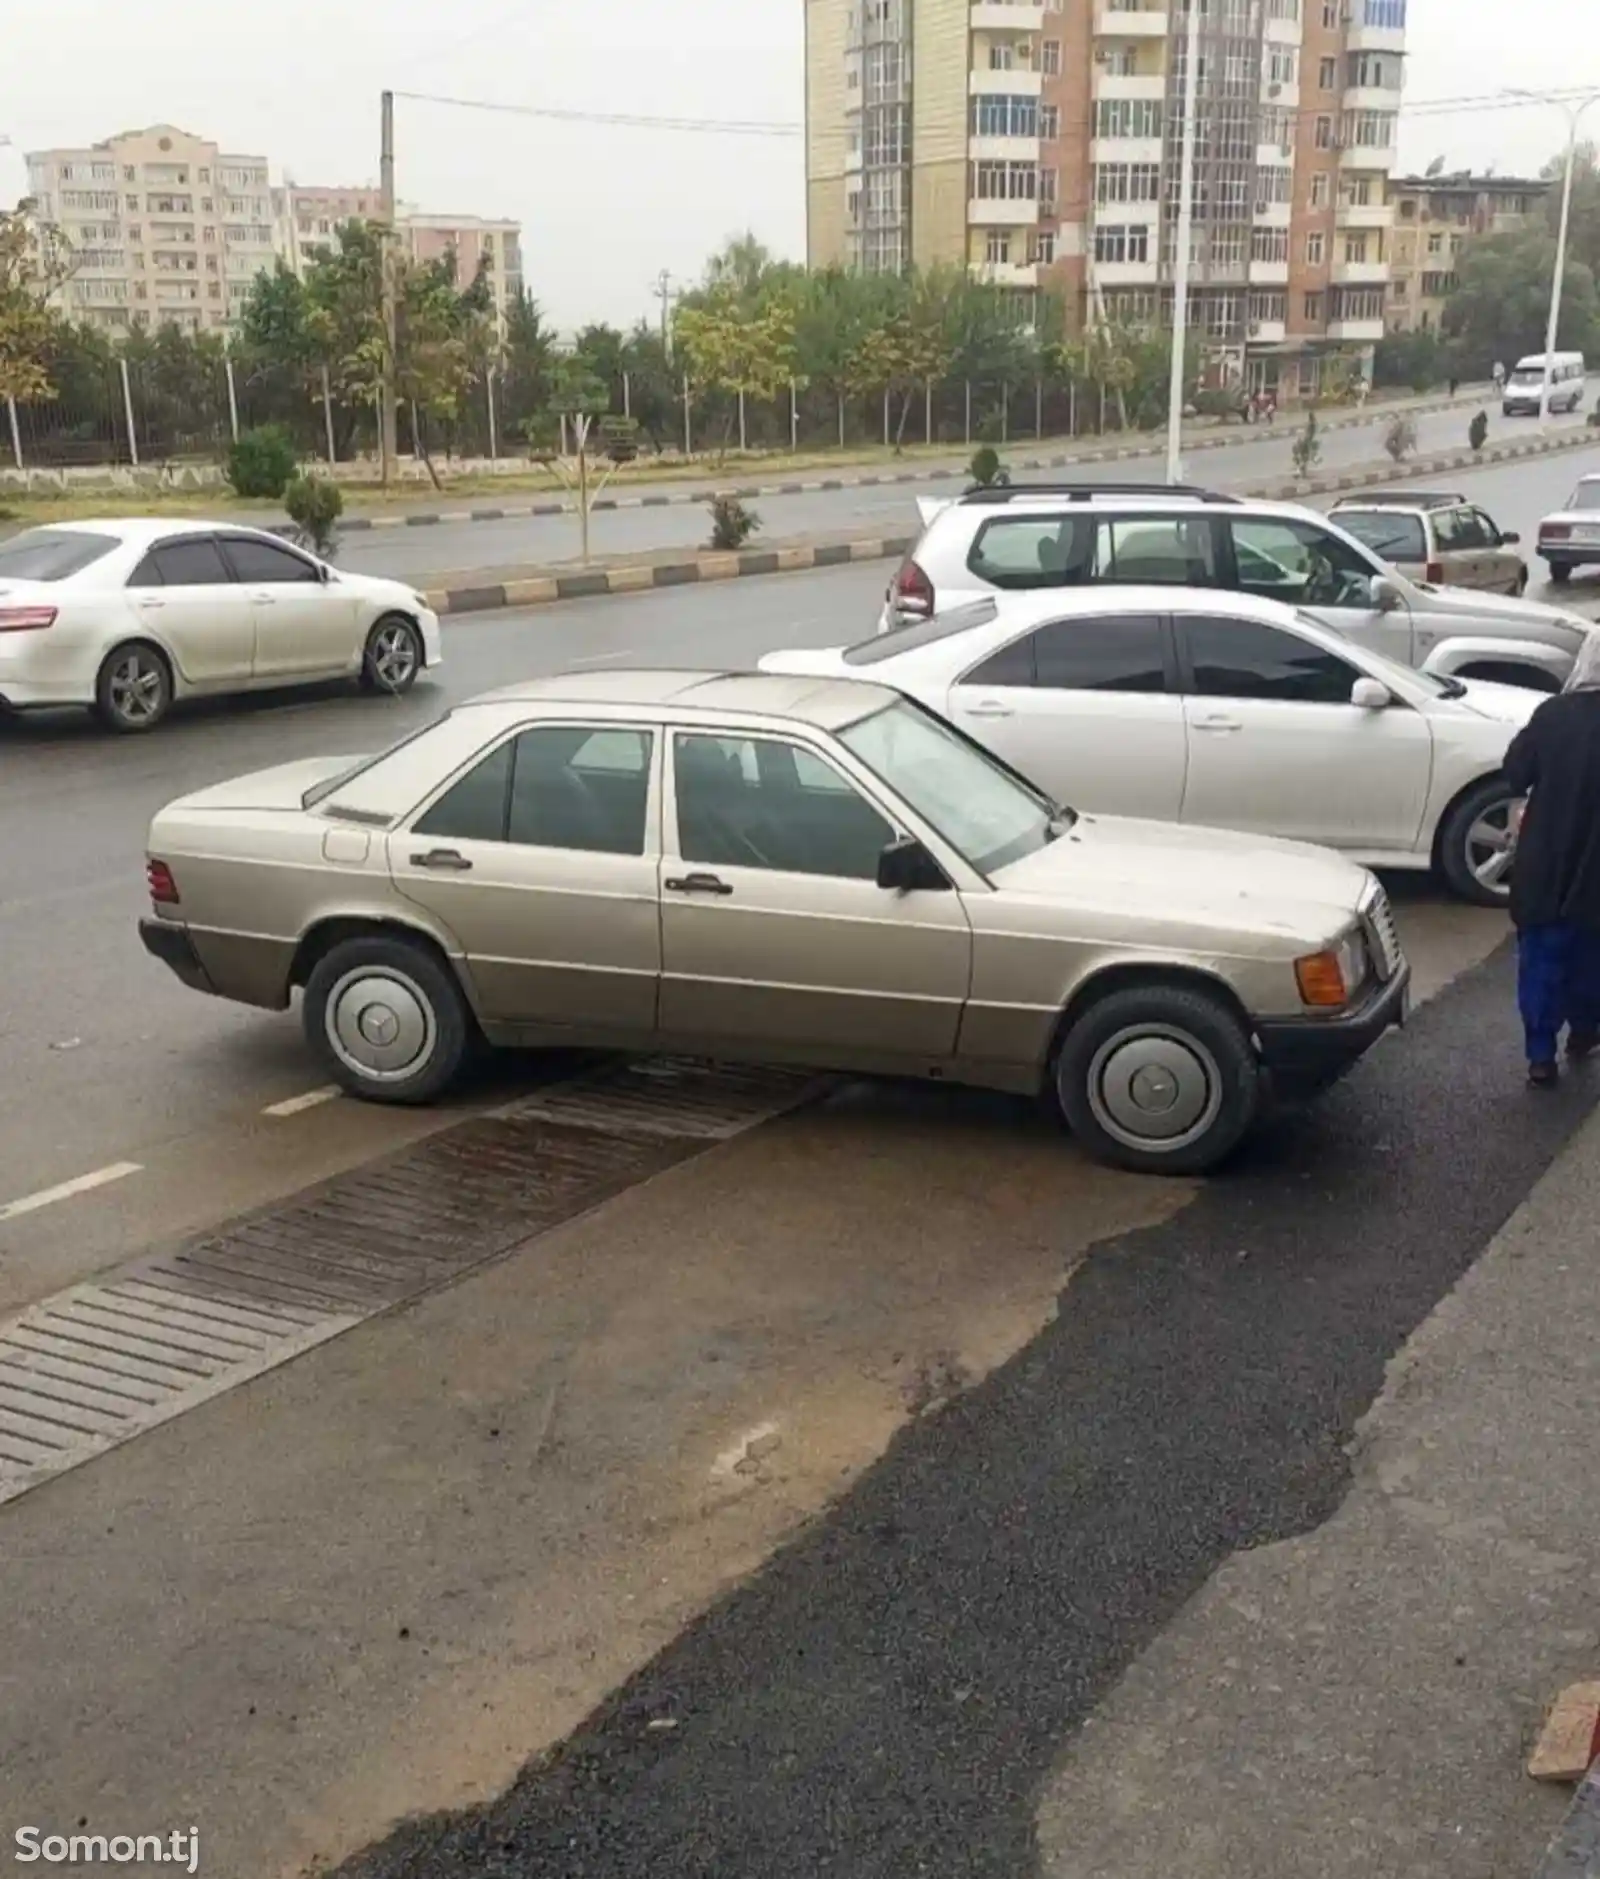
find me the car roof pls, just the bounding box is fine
[900,584,1327,635]
[1332,491,1467,511]
[465,667,901,730]
[932,488,1325,524]
[36,517,279,544]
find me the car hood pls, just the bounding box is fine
[1440,676,1542,727]
[336,569,428,608]
[993,813,1370,936]
[157,754,364,815]
[1405,579,1588,640]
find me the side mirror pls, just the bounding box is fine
[1370,575,1403,613]
[1501,530,1521,545]
[1351,677,1392,710]
[876,834,949,893]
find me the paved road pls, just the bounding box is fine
[334,401,1590,584]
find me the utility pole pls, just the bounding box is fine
[1165,0,1202,483]
[654,270,674,358]
[379,89,399,484]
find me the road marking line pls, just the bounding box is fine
[261,1087,340,1119]
[0,1163,144,1224]
[568,648,638,667]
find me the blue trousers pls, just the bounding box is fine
[1518,922,1600,1064]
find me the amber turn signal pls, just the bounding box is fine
[1294,951,1348,1008]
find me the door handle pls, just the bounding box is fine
[136,596,165,608]
[409,848,473,871]
[964,698,1014,719]
[1193,715,1243,733]
[664,872,734,896]
[252,591,278,605]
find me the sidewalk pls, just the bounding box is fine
[1036,1100,1600,1879]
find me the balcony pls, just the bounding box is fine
[1095,5,1169,31]
[1090,137,1163,166]
[1092,71,1165,98]
[971,66,1043,96]
[1332,258,1389,285]
[972,0,1045,28]
[1247,319,1287,344]
[1248,257,1289,285]
[976,259,1041,287]
[1252,200,1293,226]
[1345,19,1407,53]
[1091,256,1160,286]
[1344,85,1403,114]
[1340,141,1398,171]
[1336,199,1391,229]
[971,134,1044,162]
[1329,317,1385,342]
[970,196,1040,225]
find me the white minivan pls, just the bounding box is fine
[1502,351,1586,416]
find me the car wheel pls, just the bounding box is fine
[1549,562,1573,584]
[1515,565,1530,595]
[94,641,173,733]
[361,614,424,694]
[1436,774,1521,907]
[1053,983,1260,1176]
[303,934,470,1103]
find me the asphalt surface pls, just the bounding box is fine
[332,941,1598,1879]
[331,400,1591,584]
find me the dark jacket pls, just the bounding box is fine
[1504,690,1600,930]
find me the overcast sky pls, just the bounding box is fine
[0,0,1589,333]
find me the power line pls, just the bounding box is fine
[391,90,802,138]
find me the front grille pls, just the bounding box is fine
[1362,883,1403,982]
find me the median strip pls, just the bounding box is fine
[421,426,1600,619]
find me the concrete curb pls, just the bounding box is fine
[1530,1764,1600,1877]
[348,389,1486,533]
[422,425,1599,619]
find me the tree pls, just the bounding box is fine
[530,353,616,562]
[392,251,494,485]
[1444,226,1600,374]
[674,289,796,455]
[0,202,75,414]
[498,290,556,442]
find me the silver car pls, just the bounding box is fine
[139,670,1409,1176]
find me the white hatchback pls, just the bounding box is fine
[0,519,442,732]
[762,586,1538,906]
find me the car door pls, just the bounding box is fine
[1227,515,1411,664]
[1175,611,1434,853]
[1431,506,1488,590]
[124,534,254,687]
[945,610,1187,820]
[387,722,662,1038]
[657,729,972,1063]
[1470,508,1523,593]
[216,533,360,680]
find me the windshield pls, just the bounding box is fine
[1334,510,1428,562]
[0,528,120,582]
[1569,478,1600,513]
[838,697,1062,874]
[1510,367,1548,387]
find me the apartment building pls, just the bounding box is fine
[1386,171,1551,334]
[401,214,524,332]
[271,181,386,276]
[26,125,274,335]
[805,0,1410,394]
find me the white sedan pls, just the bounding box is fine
[761,586,1539,906]
[1537,472,1600,585]
[0,519,442,732]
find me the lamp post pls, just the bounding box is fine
[1507,90,1600,431]
[1165,0,1203,483]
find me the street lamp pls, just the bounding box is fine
[1165,0,1203,483]
[1507,90,1600,431]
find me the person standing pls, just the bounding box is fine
[1504,635,1600,1084]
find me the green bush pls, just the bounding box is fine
[969,445,1004,487]
[225,424,299,499]
[284,473,345,555]
[707,495,759,551]
[1469,410,1489,453]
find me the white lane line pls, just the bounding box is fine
[261,1087,340,1119]
[0,1163,144,1224]
[568,648,638,667]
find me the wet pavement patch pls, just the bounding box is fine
[331,941,1600,1879]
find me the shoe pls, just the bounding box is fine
[1568,1029,1598,1061]
[1529,1061,1560,1088]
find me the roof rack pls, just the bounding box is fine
[957,480,1241,506]
[1332,489,1467,508]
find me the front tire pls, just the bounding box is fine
[303,934,470,1103]
[1053,983,1260,1176]
[360,614,424,694]
[1514,565,1529,595]
[1436,774,1521,907]
[94,641,172,733]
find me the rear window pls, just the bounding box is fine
[968,514,1093,588]
[1570,479,1600,513]
[1332,510,1428,562]
[0,528,120,582]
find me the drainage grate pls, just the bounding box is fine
[0,1062,824,1507]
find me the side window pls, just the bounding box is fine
[968,515,1093,588]
[965,633,1036,687]
[1230,518,1375,607]
[413,740,513,843]
[1182,615,1360,706]
[506,726,653,855]
[1031,613,1167,693]
[673,733,893,881]
[132,538,232,587]
[1090,517,1219,586]
[1468,509,1500,547]
[220,536,322,584]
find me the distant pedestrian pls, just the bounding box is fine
[1448,373,1460,397]
[1493,360,1507,394]
[1504,634,1600,1085]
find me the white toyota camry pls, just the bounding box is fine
[761,585,1541,906]
[0,519,442,732]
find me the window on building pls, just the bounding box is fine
[1041,39,1062,74]
[989,40,1016,69]
[1030,229,1057,264]
[1427,231,1443,254]
[1304,289,1325,321]
[1344,232,1369,263]
[1040,104,1060,140]
[1267,47,1297,84]
[1341,109,1397,148]
[1255,164,1293,204]
[1095,98,1164,139]
[1333,286,1386,321]
[1319,56,1337,89]
[1309,171,1331,208]
[973,93,1040,137]
[1306,231,1325,264]
[1248,290,1287,324]
[986,229,1011,264]
[1038,166,1058,207]
[1314,115,1333,149]
[1251,226,1290,262]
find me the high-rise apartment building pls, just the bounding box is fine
[26,126,274,335]
[401,214,525,333]
[805,0,1409,394]
[1386,172,1551,335]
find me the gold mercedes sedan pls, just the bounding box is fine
[139,669,1409,1175]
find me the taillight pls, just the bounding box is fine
[1543,523,1572,542]
[147,858,179,905]
[0,606,57,633]
[891,559,935,620]
[1424,560,1443,584]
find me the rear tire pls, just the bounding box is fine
[1515,565,1529,595]
[94,641,172,733]
[303,934,470,1103]
[1053,983,1260,1176]
[360,614,424,694]
[1549,561,1573,585]
[1436,774,1521,907]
